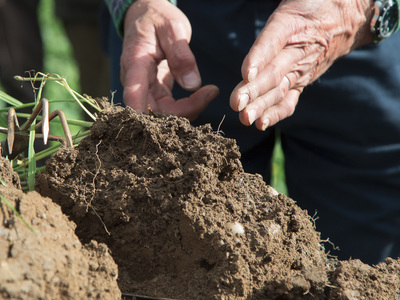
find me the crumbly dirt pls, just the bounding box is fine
[326,258,400,299]
[0,157,21,190]
[31,103,400,300]
[0,157,121,299]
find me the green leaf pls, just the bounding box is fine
[27,127,37,192]
[0,90,23,107]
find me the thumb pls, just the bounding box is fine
[164,40,202,91]
[157,12,202,91]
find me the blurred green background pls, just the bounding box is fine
[39,0,80,101]
[29,0,85,139]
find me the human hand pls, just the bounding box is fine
[121,0,219,120]
[230,0,375,130]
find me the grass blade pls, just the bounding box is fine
[0,90,23,107]
[27,127,37,192]
[0,194,36,234]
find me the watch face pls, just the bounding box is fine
[380,2,399,38]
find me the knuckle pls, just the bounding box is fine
[269,100,296,126]
[167,45,194,69]
[268,65,284,87]
[246,83,260,102]
[282,98,296,118]
[278,84,287,100]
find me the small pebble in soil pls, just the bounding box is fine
[226,221,245,235]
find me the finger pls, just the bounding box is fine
[255,89,301,131]
[231,48,296,112]
[121,50,157,112]
[238,74,291,126]
[122,76,151,113]
[158,20,202,91]
[232,43,320,113]
[230,80,247,112]
[148,59,174,100]
[156,84,219,121]
[165,41,201,91]
[157,60,175,91]
[241,14,294,82]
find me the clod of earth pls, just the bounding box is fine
[1,100,399,299]
[0,157,120,299]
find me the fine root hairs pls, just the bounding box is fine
[83,140,110,235]
[217,115,226,135]
[310,210,319,230]
[92,140,102,196]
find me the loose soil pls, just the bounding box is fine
[1,100,400,299]
[0,158,121,299]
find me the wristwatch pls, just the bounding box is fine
[370,0,400,43]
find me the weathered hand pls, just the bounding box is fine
[230,0,374,130]
[122,0,219,120]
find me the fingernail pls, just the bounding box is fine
[182,71,201,89]
[247,109,256,125]
[261,117,270,131]
[238,93,249,111]
[248,67,257,82]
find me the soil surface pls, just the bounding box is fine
[1,101,400,299]
[0,158,121,299]
[36,104,400,299]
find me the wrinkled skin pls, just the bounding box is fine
[230,0,375,130]
[122,0,219,121]
[122,0,374,128]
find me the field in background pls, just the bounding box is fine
[271,136,287,194]
[38,0,86,139]
[39,0,80,100]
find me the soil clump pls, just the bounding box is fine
[33,105,400,299]
[0,157,121,299]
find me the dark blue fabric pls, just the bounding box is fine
[107,25,124,104]
[279,38,400,264]
[174,0,278,180]
[104,0,400,264]
[100,2,124,104]
[177,0,400,264]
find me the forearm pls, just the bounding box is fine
[105,0,177,36]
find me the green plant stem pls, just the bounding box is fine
[12,130,91,173]
[56,79,98,120]
[14,73,101,120]
[0,99,82,113]
[11,112,93,128]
